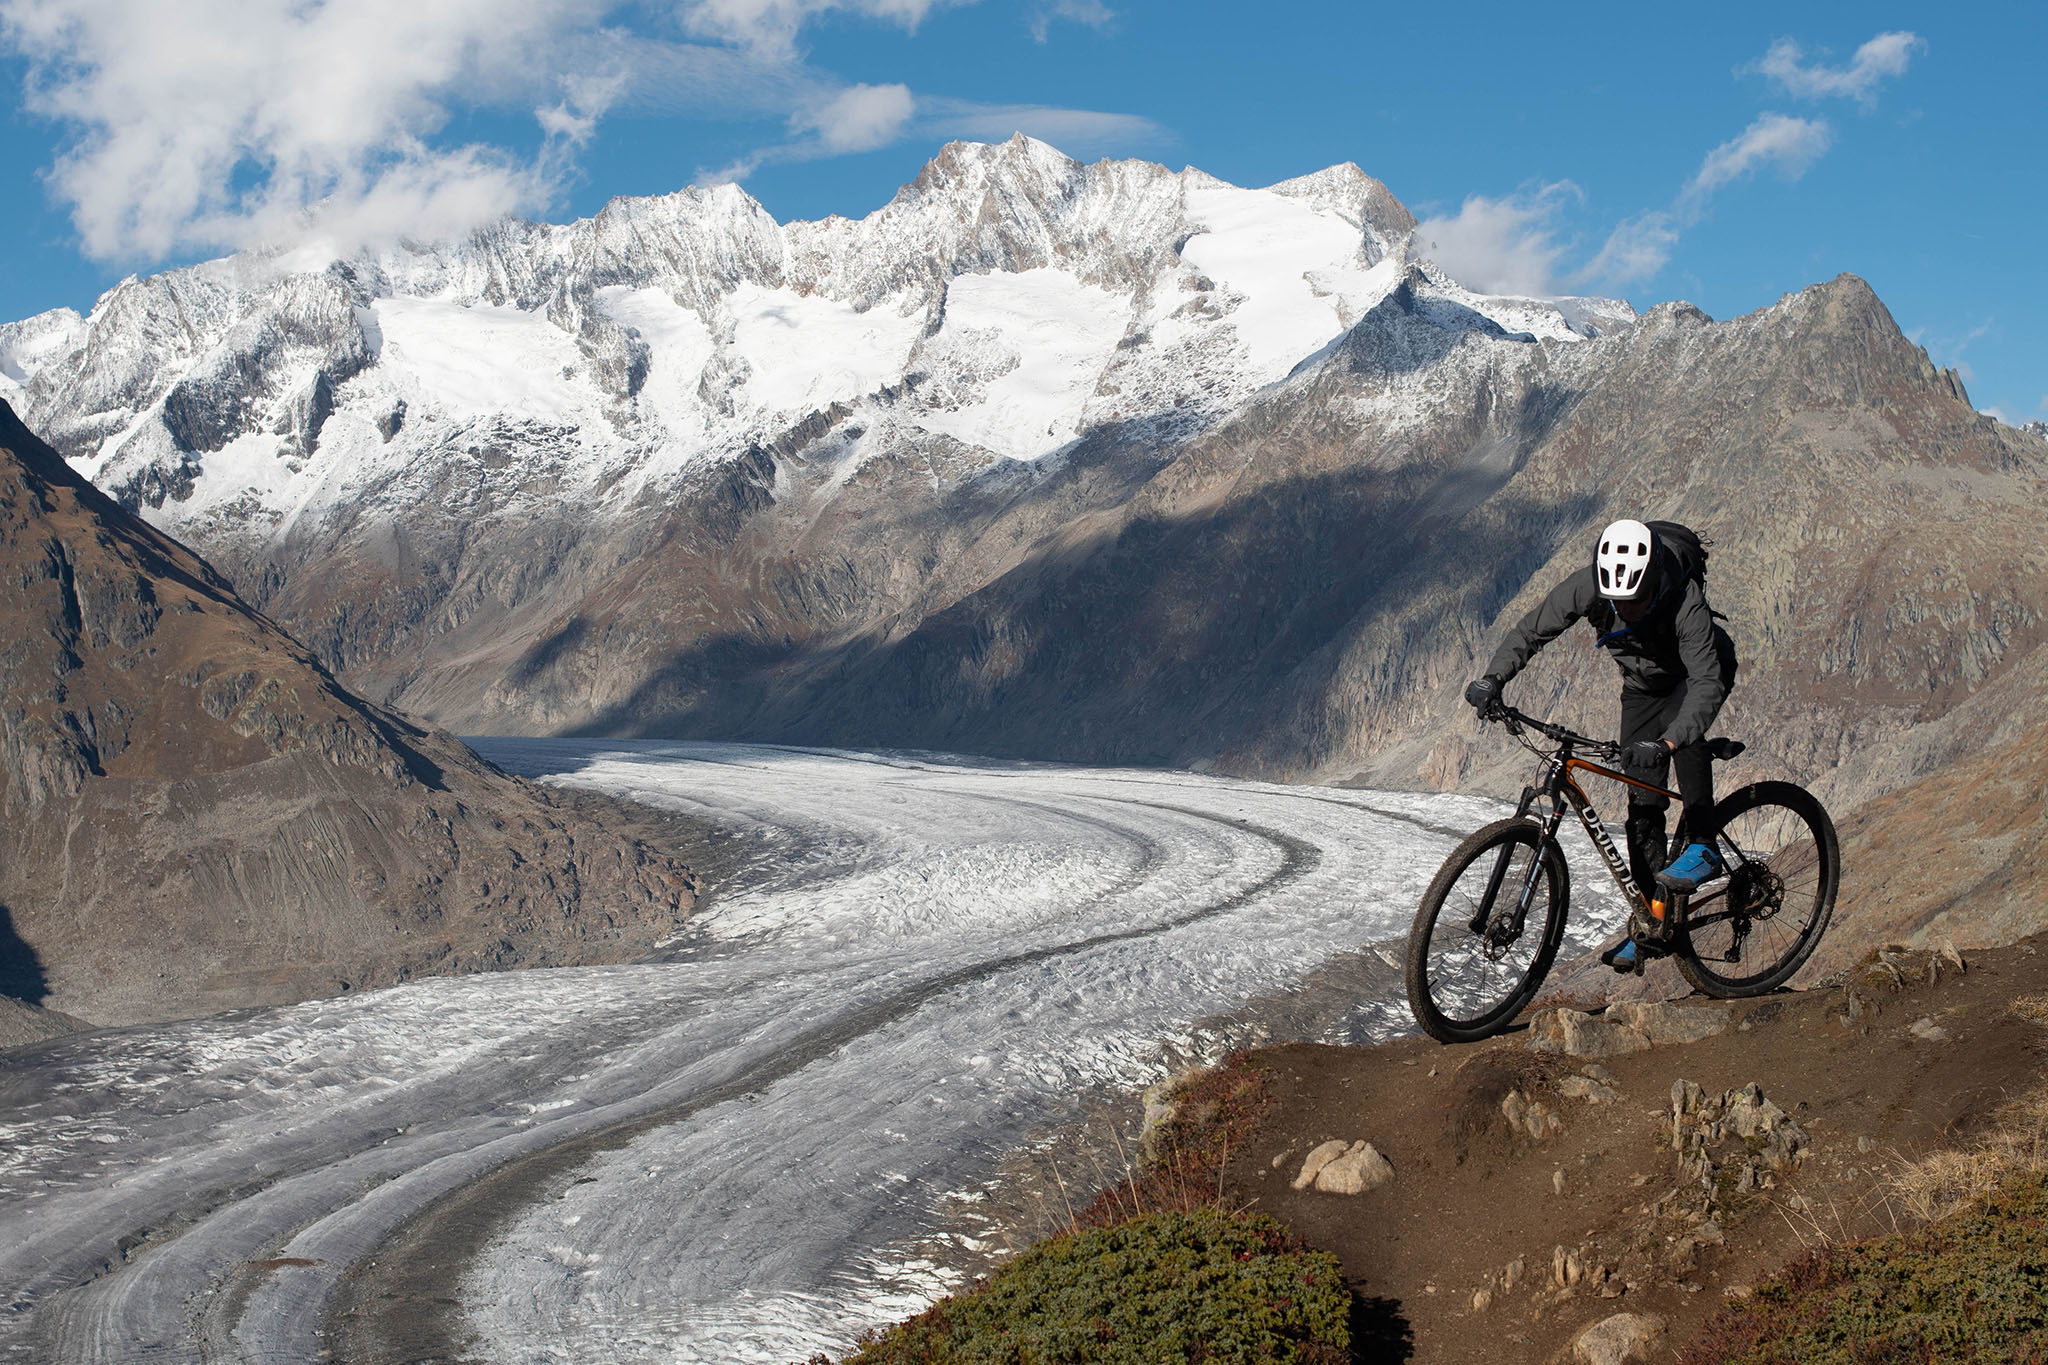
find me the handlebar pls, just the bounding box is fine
[1481,703,1621,760]
[1480,704,1747,765]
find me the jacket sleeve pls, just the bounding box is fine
[1660,582,1730,749]
[1484,569,1598,683]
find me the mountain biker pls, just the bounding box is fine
[1462,519,1738,969]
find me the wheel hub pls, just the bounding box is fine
[1729,860,1784,921]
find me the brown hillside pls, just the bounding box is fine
[0,400,696,1026]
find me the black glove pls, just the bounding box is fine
[1623,738,1670,769]
[1464,676,1504,714]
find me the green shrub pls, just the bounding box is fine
[840,1208,1350,1364]
[1681,1174,2048,1364]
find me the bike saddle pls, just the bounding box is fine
[1706,737,1746,761]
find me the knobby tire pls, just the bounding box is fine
[1405,818,1570,1044]
[1675,781,1839,998]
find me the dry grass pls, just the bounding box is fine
[2008,992,2048,1027]
[1888,1088,2048,1224]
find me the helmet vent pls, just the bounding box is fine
[1593,518,1656,601]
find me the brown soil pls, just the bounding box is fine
[1225,935,2048,1363]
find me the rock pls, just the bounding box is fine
[1139,1070,1204,1161]
[1909,1016,1952,1043]
[1558,1073,1621,1104]
[1472,1287,1494,1311]
[1502,1089,1564,1141]
[1553,1244,1592,1289]
[1291,1139,1352,1191]
[1502,1256,1525,1291]
[0,994,92,1049]
[1572,1311,1667,1365]
[1614,1001,1731,1046]
[1671,1080,1809,1194]
[1525,1008,1650,1059]
[1553,1168,1568,1195]
[1315,1141,1395,1195]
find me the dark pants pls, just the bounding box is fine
[1619,687,1724,899]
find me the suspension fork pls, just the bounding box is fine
[1469,773,1570,937]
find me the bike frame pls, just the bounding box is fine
[1516,747,1674,921]
[1472,707,1682,944]
[1474,705,1761,951]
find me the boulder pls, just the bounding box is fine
[1527,1002,1731,1057]
[1524,1008,1649,1059]
[1613,1001,1732,1046]
[1572,1311,1667,1365]
[1291,1139,1352,1191]
[1314,1142,1395,1195]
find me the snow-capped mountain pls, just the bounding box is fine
[3,135,1629,539]
[6,136,2044,823]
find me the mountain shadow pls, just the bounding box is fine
[0,901,50,1005]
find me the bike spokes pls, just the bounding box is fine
[1406,819,1568,1042]
[1676,782,1838,996]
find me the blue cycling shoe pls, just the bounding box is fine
[1600,937,1640,972]
[1656,841,1726,891]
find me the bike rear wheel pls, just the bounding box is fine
[1405,817,1570,1043]
[1676,781,1839,998]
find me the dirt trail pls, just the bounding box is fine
[1229,934,2048,1362]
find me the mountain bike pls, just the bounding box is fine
[1404,704,1839,1044]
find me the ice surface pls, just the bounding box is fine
[914,268,1129,461]
[1178,178,1377,383]
[0,744,1625,1363]
[373,296,588,423]
[727,285,924,418]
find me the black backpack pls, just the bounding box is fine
[1646,520,1726,618]
[1646,520,1710,589]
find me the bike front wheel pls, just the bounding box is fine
[1676,781,1839,998]
[1405,817,1571,1043]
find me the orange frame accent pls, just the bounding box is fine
[1562,756,1681,804]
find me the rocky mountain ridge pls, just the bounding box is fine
[0,400,696,1026]
[5,139,2042,832]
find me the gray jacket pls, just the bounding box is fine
[1485,564,1736,749]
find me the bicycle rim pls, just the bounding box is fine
[1677,782,1839,997]
[1406,820,1567,1043]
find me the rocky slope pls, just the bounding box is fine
[0,401,695,1026]
[5,138,2042,830]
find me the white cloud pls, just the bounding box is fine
[1410,184,1579,297]
[2,0,1155,264]
[1685,113,1833,202]
[1,0,656,260]
[677,0,960,60]
[705,96,1161,184]
[1579,211,1679,288]
[1753,31,1923,105]
[793,82,916,153]
[1919,319,1993,385]
[1030,0,1113,42]
[918,100,1161,155]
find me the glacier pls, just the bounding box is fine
[0,742,1629,1363]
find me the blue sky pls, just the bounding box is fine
[2,0,2040,420]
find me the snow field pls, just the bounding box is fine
[374,296,587,423]
[913,269,1130,461]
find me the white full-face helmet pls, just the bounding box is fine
[1595,519,1656,600]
